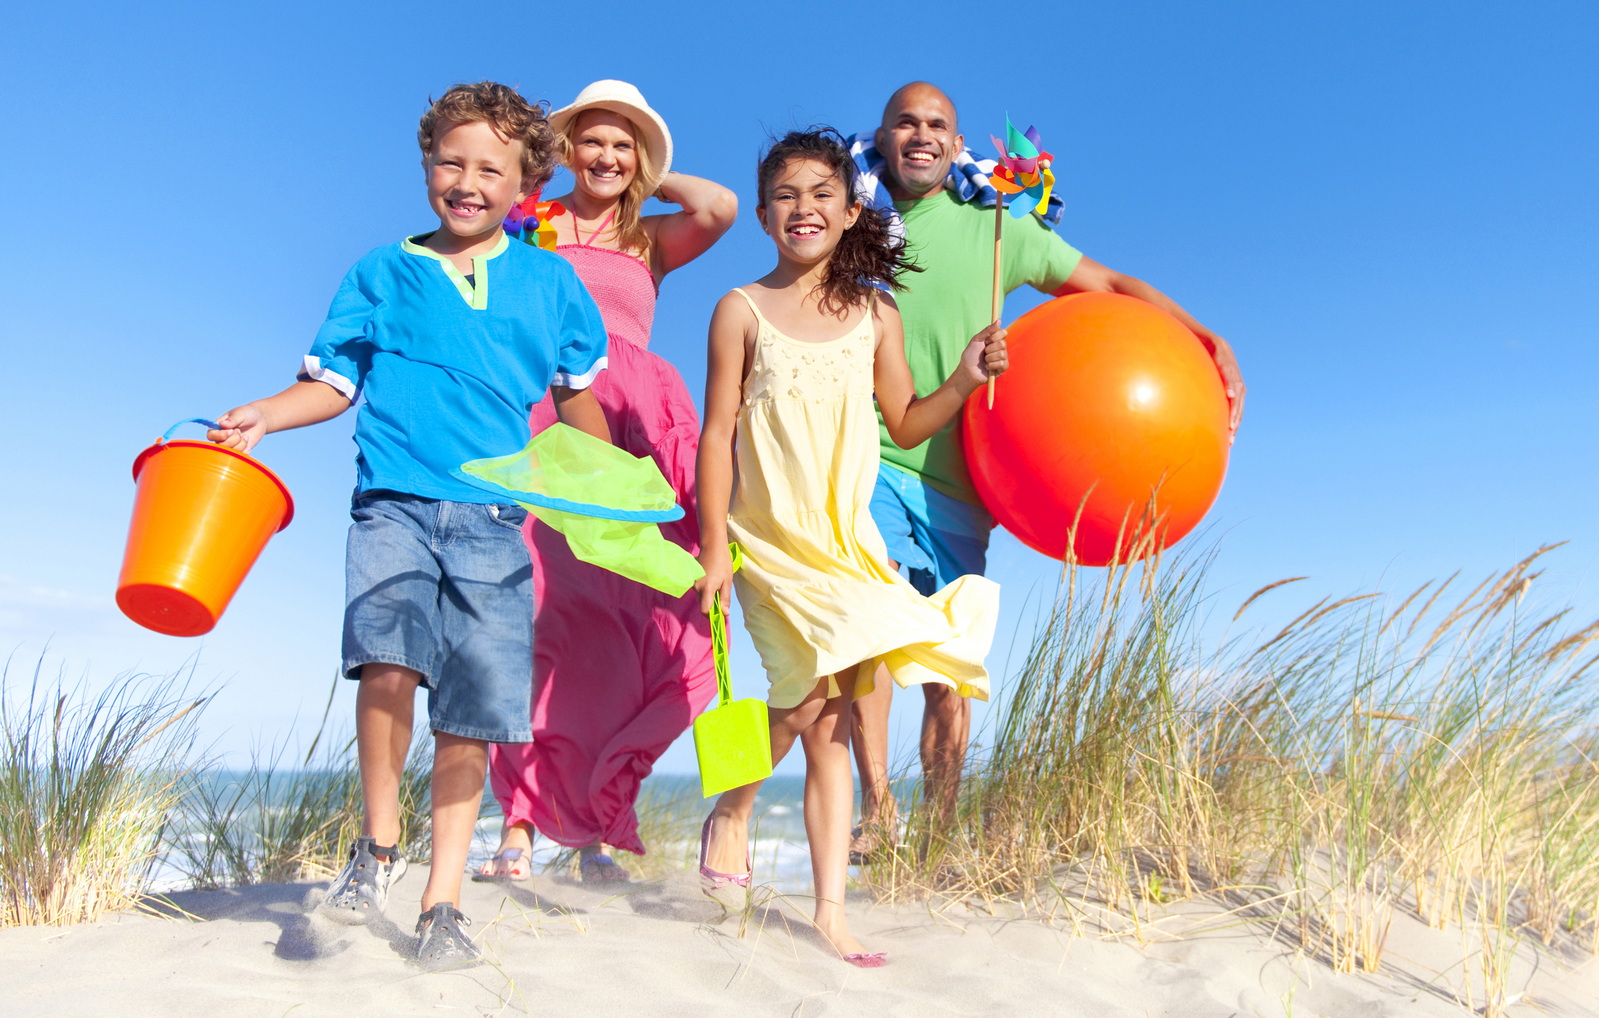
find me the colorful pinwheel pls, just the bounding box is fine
[988,118,1054,219]
[984,117,1055,408]
[504,193,565,251]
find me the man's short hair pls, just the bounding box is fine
[418,82,557,191]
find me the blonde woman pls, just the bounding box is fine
[479,81,737,884]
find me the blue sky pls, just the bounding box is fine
[1,0,1594,776]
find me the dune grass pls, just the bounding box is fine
[857,539,1599,1015]
[173,677,434,888]
[0,655,204,926]
[11,532,1596,1014]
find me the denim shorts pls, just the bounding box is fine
[869,464,993,596]
[343,490,534,743]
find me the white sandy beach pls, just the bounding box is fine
[4,863,1597,1017]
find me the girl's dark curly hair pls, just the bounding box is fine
[757,128,920,314]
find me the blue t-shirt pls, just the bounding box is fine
[301,232,608,503]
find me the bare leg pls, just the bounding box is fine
[355,664,420,857]
[422,732,489,910]
[803,674,869,957]
[849,554,901,849]
[920,684,971,817]
[849,663,898,852]
[703,681,827,877]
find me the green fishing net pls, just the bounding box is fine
[455,424,705,597]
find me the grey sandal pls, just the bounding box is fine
[416,901,480,965]
[320,836,407,922]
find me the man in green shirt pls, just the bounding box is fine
[851,82,1245,854]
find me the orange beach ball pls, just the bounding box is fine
[963,292,1231,566]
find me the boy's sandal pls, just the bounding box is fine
[472,847,531,883]
[579,851,631,886]
[416,901,480,966]
[320,836,407,923]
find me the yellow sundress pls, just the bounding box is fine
[725,288,999,709]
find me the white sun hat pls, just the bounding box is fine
[549,80,673,182]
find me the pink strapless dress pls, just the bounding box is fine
[487,244,715,855]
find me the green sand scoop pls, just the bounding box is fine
[695,544,773,798]
[455,423,703,596]
[458,428,770,796]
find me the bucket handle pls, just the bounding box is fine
[132,416,295,530]
[160,418,225,442]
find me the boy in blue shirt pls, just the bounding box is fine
[208,82,612,964]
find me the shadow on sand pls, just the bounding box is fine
[144,882,418,962]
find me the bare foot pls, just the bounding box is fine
[814,913,870,959]
[476,820,532,880]
[705,811,749,877]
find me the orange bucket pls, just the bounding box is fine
[116,418,294,636]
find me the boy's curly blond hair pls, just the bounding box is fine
[418,82,557,191]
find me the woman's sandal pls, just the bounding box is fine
[471,847,530,883]
[579,850,631,886]
[698,814,751,908]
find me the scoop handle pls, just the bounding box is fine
[708,543,746,708]
[710,594,731,708]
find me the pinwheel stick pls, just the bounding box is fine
[985,117,1054,409]
[988,192,1003,409]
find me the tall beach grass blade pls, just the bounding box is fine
[1,654,205,926]
[856,541,1599,1007]
[171,672,435,888]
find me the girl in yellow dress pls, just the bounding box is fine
[694,129,1005,966]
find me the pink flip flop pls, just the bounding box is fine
[698,815,750,903]
[844,952,888,968]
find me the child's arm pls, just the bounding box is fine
[692,293,755,615]
[873,296,1008,450]
[551,386,613,444]
[646,172,738,279]
[208,380,353,453]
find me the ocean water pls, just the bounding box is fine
[470,774,816,893]
[145,772,822,896]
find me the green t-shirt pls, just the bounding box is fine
[878,191,1084,504]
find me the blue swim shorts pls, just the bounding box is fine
[342,490,534,743]
[869,464,994,596]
